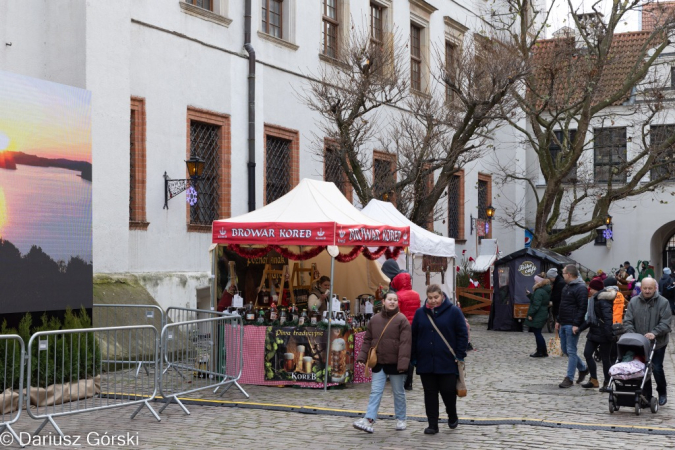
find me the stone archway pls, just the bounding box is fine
[649,221,675,274]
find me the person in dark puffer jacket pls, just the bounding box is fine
[578,279,614,390]
[411,284,468,435]
[556,264,589,388]
[391,272,420,391]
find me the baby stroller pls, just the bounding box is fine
[607,333,658,416]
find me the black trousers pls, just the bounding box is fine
[420,373,458,429]
[583,339,611,382]
[404,362,414,388]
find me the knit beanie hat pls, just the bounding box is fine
[604,277,618,287]
[664,268,672,275]
[546,268,558,278]
[589,279,605,291]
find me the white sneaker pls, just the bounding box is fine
[396,420,407,430]
[353,417,374,433]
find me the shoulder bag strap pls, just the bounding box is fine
[373,313,400,351]
[426,312,458,360]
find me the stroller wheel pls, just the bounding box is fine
[635,402,641,416]
[650,397,659,414]
[609,399,615,414]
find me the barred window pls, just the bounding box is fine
[185,0,212,10]
[411,24,422,91]
[324,144,350,199]
[447,174,461,238]
[649,125,675,181]
[262,0,283,38]
[549,130,577,183]
[373,154,395,201]
[594,127,627,183]
[322,0,339,58]
[189,121,221,226]
[370,3,383,45]
[266,136,291,204]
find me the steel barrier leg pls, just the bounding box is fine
[158,395,190,415]
[34,416,64,438]
[233,381,250,399]
[130,400,161,422]
[0,424,25,448]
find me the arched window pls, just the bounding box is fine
[665,232,675,271]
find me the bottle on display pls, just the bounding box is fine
[279,307,287,325]
[289,304,299,323]
[310,305,319,325]
[245,302,255,323]
[257,308,266,325]
[298,308,308,326]
[268,302,278,322]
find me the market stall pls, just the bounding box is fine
[488,248,575,331]
[211,179,410,389]
[361,199,456,300]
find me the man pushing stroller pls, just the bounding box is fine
[623,278,672,406]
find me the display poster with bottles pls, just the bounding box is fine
[264,326,354,384]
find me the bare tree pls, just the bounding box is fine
[301,26,527,229]
[489,0,675,254]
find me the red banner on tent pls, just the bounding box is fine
[212,222,409,246]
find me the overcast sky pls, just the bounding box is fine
[546,0,641,36]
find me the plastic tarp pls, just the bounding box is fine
[212,179,410,247]
[361,200,456,301]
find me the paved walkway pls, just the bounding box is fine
[4,316,675,449]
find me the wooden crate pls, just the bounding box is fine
[513,303,529,319]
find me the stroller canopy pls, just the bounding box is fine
[617,333,651,357]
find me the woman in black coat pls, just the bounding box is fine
[411,284,468,435]
[579,279,614,390]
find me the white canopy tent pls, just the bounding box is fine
[361,200,456,301]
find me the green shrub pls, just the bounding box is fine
[0,307,99,390]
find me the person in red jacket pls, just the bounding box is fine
[391,272,421,391]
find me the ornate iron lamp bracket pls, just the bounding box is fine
[164,172,193,209]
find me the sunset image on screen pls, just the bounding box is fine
[0,69,92,314]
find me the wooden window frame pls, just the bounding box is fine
[262,0,283,39]
[130,97,149,230]
[477,173,492,239]
[185,0,213,11]
[185,107,231,232]
[322,0,339,58]
[323,139,353,203]
[370,3,383,46]
[445,40,457,102]
[411,23,422,92]
[372,150,397,204]
[263,124,300,205]
[447,170,465,242]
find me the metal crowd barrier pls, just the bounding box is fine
[26,325,160,437]
[0,335,24,446]
[165,306,223,325]
[93,304,164,377]
[159,314,248,415]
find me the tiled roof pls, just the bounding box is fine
[530,31,653,108]
[642,1,675,32]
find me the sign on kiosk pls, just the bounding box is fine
[212,221,410,247]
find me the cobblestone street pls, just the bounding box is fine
[5,315,675,449]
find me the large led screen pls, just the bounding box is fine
[0,70,92,315]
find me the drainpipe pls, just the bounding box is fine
[244,0,256,212]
